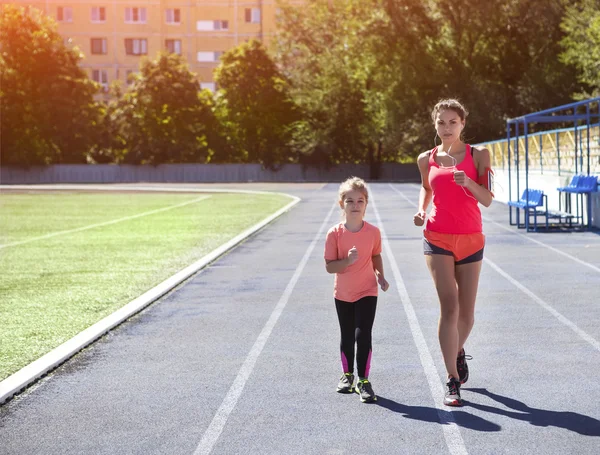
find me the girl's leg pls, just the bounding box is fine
[455,260,483,350]
[335,299,356,374]
[426,254,460,379]
[354,296,378,379]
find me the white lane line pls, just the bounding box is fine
[388,183,600,353]
[0,196,211,249]
[400,183,600,274]
[483,259,600,352]
[193,202,337,455]
[371,192,468,455]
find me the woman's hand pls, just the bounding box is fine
[453,170,473,188]
[413,211,426,226]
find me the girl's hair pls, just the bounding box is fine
[338,176,369,202]
[431,98,469,123]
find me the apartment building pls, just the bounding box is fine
[2,1,304,93]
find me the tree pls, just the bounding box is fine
[113,52,217,164]
[560,0,600,97]
[274,0,438,167]
[0,5,100,166]
[214,39,300,169]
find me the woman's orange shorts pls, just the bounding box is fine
[423,230,485,264]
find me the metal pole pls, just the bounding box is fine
[507,122,512,202]
[586,103,591,175]
[516,122,520,205]
[524,121,530,231]
[539,133,543,174]
[556,131,560,176]
[574,120,578,174]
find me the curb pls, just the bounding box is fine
[0,186,300,405]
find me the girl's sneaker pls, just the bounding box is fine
[444,377,463,406]
[336,373,355,393]
[457,349,472,384]
[356,379,377,403]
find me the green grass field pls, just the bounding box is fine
[0,191,293,381]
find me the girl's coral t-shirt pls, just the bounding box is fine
[324,221,382,302]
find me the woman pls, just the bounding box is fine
[413,99,494,406]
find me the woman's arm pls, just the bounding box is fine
[470,147,494,207]
[453,147,494,207]
[414,152,432,226]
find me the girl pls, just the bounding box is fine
[413,99,494,406]
[324,177,389,403]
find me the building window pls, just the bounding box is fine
[197,51,222,63]
[197,20,229,31]
[166,9,180,24]
[91,7,106,22]
[125,7,147,23]
[57,6,73,23]
[214,20,228,30]
[245,8,260,23]
[165,39,181,55]
[92,69,109,91]
[200,82,216,93]
[91,38,107,55]
[125,39,148,55]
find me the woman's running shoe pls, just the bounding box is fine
[444,377,463,406]
[457,348,472,384]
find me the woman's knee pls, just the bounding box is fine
[458,313,475,327]
[439,299,459,321]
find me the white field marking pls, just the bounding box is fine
[0,194,301,405]
[0,196,211,249]
[370,192,468,455]
[193,202,337,455]
[389,183,600,353]
[402,182,600,274]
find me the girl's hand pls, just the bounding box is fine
[378,275,389,292]
[453,170,472,188]
[347,246,358,265]
[413,211,426,226]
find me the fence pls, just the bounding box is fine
[0,163,421,184]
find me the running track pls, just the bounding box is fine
[1,183,599,454]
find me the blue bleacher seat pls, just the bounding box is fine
[557,174,598,193]
[507,189,545,210]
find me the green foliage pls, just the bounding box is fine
[1,1,594,167]
[275,0,392,167]
[105,52,218,164]
[560,0,600,96]
[214,39,300,169]
[0,5,100,165]
[274,0,582,162]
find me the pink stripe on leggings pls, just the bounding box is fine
[341,352,349,373]
[364,350,372,378]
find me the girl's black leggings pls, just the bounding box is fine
[335,296,377,379]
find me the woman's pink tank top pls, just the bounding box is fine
[425,144,482,234]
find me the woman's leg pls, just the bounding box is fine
[335,299,356,374]
[455,260,483,350]
[354,296,378,379]
[426,254,460,379]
